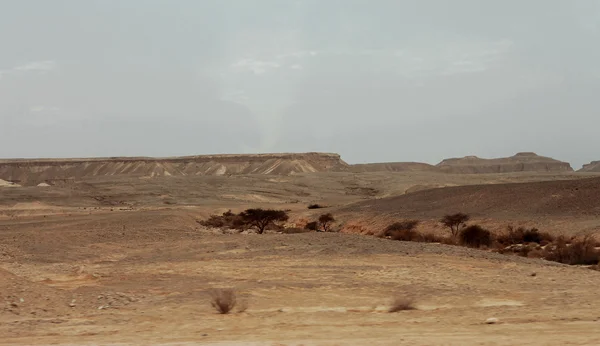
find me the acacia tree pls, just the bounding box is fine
[239,208,289,234]
[318,213,335,232]
[440,213,470,237]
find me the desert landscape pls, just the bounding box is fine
[3,152,600,345]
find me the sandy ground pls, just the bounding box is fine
[3,172,600,345]
[2,209,600,346]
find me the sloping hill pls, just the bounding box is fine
[436,152,573,174]
[340,176,600,219]
[0,152,348,185]
[579,161,600,172]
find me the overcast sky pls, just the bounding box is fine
[1,1,599,168]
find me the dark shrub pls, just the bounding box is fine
[318,213,335,232]
[459,225,492,248]
[305,221,319,231]
[384,220,420,241]
[384,220,419,236]
[497,226,554,246]
[388,297,416,312]
[420,232,446,243]
[198,210,245,230]
[208,288,237,314]
[390,228,421,242]
[281,227,311,234]
[307,204,326,209]
[544,236,600,265]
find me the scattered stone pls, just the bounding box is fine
[531,272,537,277]
[485,317,499,324]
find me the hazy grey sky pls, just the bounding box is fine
[1,0,599,168]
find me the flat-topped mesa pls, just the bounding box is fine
[436,152,573,174]
[579,161,600,172]
[0,152,349,185]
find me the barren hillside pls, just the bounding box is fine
[339,176,600,219]
[436,152,573,174]
[0,152,348,185]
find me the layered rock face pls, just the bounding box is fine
[0,152,349,185]
[436,152,573,174]
[579,161,600,172]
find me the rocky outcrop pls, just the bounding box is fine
[349,162,437,173]
[579,161,600,172]
[436,152,573,174]
[0,152,349,185]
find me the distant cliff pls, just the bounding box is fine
[349,162,437,173]
[436,152,573,174]
[579,161,600,172]
[0,152,349,185]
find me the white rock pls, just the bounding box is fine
[485,317,499,324]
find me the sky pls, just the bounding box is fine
[1,0,599,168]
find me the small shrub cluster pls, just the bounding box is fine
[496,226,554,246]
[198,210,245,230]
[383,220,446,243]
[281,227,312,234]
[544,236,600,265]
[307,204,327,209]
[303,213,336,232]
[383,213,600,267]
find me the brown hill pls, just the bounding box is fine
[340,176,600,219]
[349,162,437,173]
[579,161,600,172]
[436,152,573,174]
[0,152,348,185]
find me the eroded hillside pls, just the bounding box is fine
[0,152,348,185]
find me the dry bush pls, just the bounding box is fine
[307,204,326,209]
[318,213,336,232]
[305,221,319,231]
[441,237,458,246]
[459,225,492,248]
[388,296,416,313]
[281,227,311,234]
[544,236,600,265]
[198,210,245,230]
[389,228,421,241]
[499,243,540,257]
[208,288,237,314]
[384,220,420,239]
[497,226,554,246]
[527,248,545,259]
[420,232,446,243]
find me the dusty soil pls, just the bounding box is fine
[3,171,600,345]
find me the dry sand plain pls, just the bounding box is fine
[3,171,600,345]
